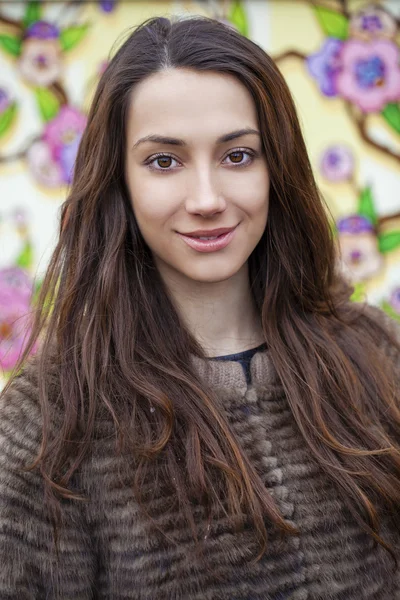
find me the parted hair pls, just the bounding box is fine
[5,16,400,561]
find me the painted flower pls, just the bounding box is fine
[0,267,34,372]
[336,215,382,281]
[350,6,397,41]
[0,267,32,304]
[0,296,34,372]
[27,140,63,187]
[320,145,354,182]
[0,88,10,114]
[336,39,400,113]
[43,106,86,183]
[388,287,400,314]
[99,0,117,12]
[43,106,86,159]
[28,106,87,187]
[18,21,62,87]
[307,38,344,97]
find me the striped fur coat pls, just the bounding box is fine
[0,306,399,599]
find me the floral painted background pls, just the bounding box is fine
[0,0,399,383]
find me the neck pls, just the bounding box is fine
[159,262,265,357]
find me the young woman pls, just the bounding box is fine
[1,15,399,599]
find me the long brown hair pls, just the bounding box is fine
[5,16,400,561]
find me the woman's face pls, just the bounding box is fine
[125,68,270,285]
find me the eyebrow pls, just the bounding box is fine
[132,128,260,149]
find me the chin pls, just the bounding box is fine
[181,263,243,284]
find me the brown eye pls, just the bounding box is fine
[229,151,244,163]
[157,156,173,168]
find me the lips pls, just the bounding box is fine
[181,226,236,238]
[177,225,238,253]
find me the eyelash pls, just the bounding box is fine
[144,148,257,173]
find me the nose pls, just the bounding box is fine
[184,167,227,217]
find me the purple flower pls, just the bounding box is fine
[320,145,354,182]
[59,135,81,184]
[307,38,344,97]
[336,215,382,282]
[350,6,397,41]
[99,0,116,12]
[337,215,374,234]
[19,22,62,87]
[0,88,10,114]
[24,21,60,40]
[389,287,400,314]
[336,39,400,113]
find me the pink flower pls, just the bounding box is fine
[43,105,86,161]
[320,145,354,182]
[0,267,33,303]
[27,140,64,187]
[28,106,87,187]
[0,299,34,372]
[18,22,62,87]
[350,6,397,41]
[336,39,400,113]
[0,267,34,372]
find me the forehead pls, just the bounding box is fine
[126,68,259,142]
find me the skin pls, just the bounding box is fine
[125,69,270,356]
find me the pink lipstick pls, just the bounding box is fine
[177,226,237,253]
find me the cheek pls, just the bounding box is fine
[128,171,181,229]
[233,172,270,218]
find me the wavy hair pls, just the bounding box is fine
[5,16,400,561]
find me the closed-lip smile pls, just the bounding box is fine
[176,225,238,253]
[180,226,237,237]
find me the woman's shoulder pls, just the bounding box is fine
[0,348,61,452]
[349,302,400,346]
[0,364,40,458]
[335,302,400,376]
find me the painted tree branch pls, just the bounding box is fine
[0,11,23,32]
[271,50,307,63]
[50,81,68,107]
[273,49,400,167]
[0,136,40,164]
[344,102,400,165]
[379,212,400,226]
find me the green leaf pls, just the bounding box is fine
[16,241,33,270]
[0,34,22,57]
[228,0,249,37]
[378,230,400,254]
[357,187,377,226]
[313,5,349,40]
[60,23,90,52]
[0,102,17,138]
[350,282,366,303]
[23,0,42,28]
[35,87,60,122]
[381,103,400,134]
[381,300,400,323]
